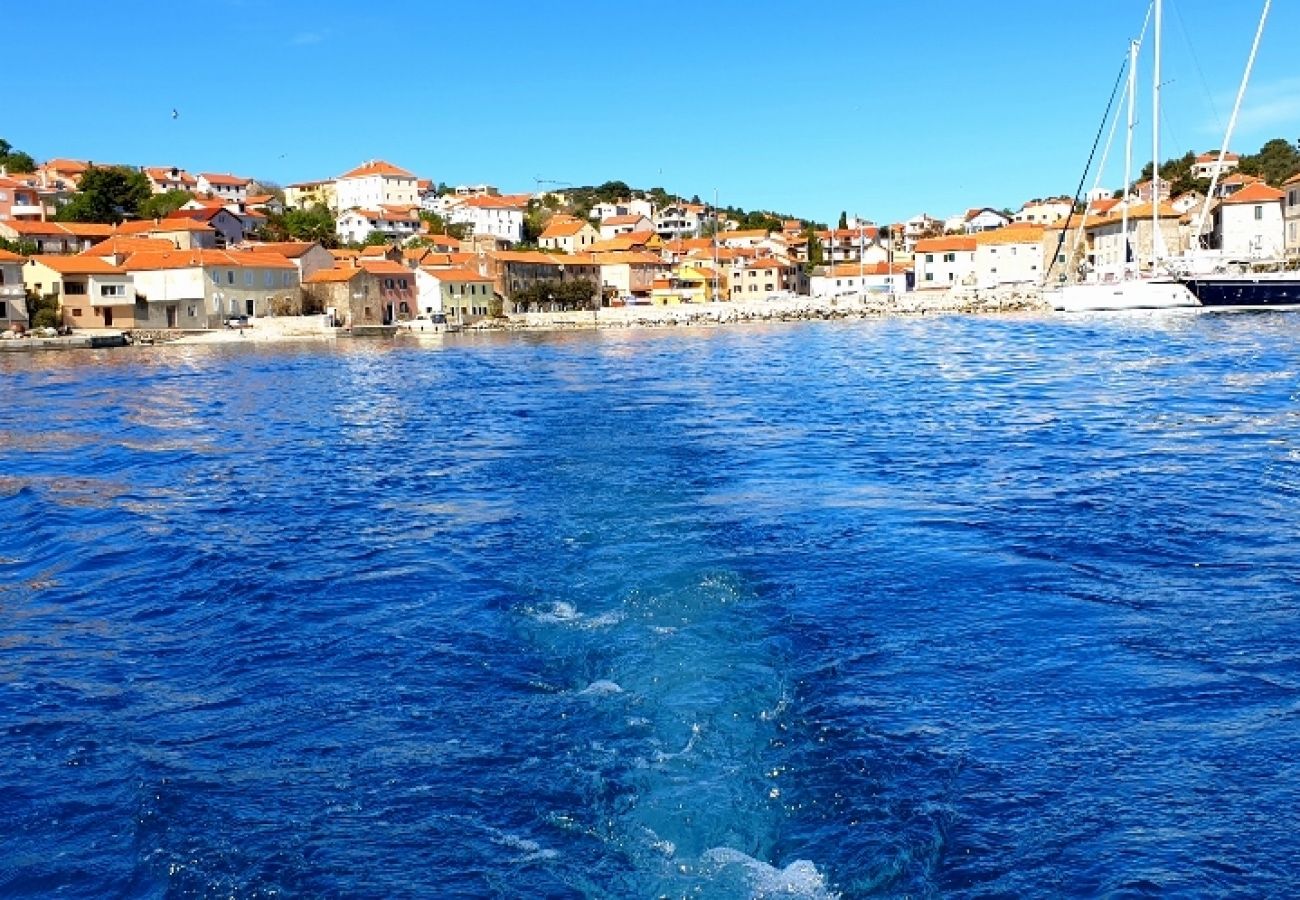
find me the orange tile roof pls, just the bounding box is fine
[28,254,125,274]
[1221,172,1262,186]
[1220,182,1284,204]
[1284,172,1300,187]
[123,249,296,271]
[2,220,114,238]
[455,194,530,209]
[915,236,977,252]
[82,236,177,256]
[358,259,412,276]
[602,214,650,225]
[490,250,568,265]
[591,251,663,266]
[975,223,1046,245]
[338,159,415,179]
[541,216,592,238]
[1197,151,1239,163]
[115,218,215,234]
[419,252,478,268]
[330,248,360,259]
[824,262,910,277]
[244,241,318,258]
[304,267,363,284]
[745,258,790,270]
[199,172,250,186]
[420,266,493,283]
[720,229,770,240]
[0,249,26,263]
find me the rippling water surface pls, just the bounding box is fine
[3,313,1300,897]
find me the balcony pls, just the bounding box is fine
[9,203,44,218]
[0,284,25,298]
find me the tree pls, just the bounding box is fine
[1238,138,1300,186]
[139,189,192,220]
[0,138,36,173]
[362,231,394,247]
[594,180,631,204]
[837,211,848,230]
[280,203,337,245]
[248,179,285,203]
[805,227,825,267]
[0,236,37,256]
[56,165,151,223]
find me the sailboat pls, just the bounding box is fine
[1169,0,1300,308]
[1046,0,1199,311]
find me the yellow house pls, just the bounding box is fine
[284,179,337,211]
[649,263,723,305]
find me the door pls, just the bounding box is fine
[246,298,255,317]
[166,305,178,328]
[102,307,113,327]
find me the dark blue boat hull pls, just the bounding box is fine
[1181,276,1300,308]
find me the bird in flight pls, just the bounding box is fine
[171,108,179,120]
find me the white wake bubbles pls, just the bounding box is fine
[523,600,626,630]
[578,679,624,697]
[701,848,840,899]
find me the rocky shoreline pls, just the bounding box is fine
[468,288,1051,332]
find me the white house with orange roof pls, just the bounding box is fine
[143,166,197,194]
[810,262,910,299]
[124,248,301,327]
[540,216,598,253]
[415,265,496,323]
[195,173,250,203]
[1212,182,1285,259]
[592,198,654,222]
[727,257,803,300]
[914,236,977,289]
[973,223,1046,289]
[599,214,653,240]
[336,207,421,245]
[447,194,529,244]
[1014,198,1073,225]
[1193,151,1240,181]
[964,207,1012,233]
[1284,172,1300,256]
[333,160,420,213]
[654,203,714,240]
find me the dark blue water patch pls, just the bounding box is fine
[2,314,1300,896]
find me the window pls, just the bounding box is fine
[1255,205,1263,221]
[283,272,293,287]
[188,305,197,317]
[264,271,274,288]
[244,271,254,287]
[925,273,934,282]
[65,282,87,295]
[925,254,933,263]
[0,301,6,319]
[70,308,82,317]
[400,278,408,289]
[943,253,956,263]
[100,284,124,297]
[227,271,235,285]
[210,270,220,284]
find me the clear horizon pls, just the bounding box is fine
[8,0,1299,225]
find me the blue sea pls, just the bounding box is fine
[3,313,1300,898]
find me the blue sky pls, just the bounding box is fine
[8,1,1299,224]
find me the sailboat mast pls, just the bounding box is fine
[1123,37,1137,269]
[1194,0,1272,242]
[1152,0,1161,272]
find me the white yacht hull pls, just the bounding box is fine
[1047,279,1199,312]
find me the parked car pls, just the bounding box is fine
[225,315,250,328]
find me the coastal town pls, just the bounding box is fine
[2,141,1299,341]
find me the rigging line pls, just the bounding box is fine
[1071,43,1134,264]
[1169,0,1224,137]
[1045,52,1130,283]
